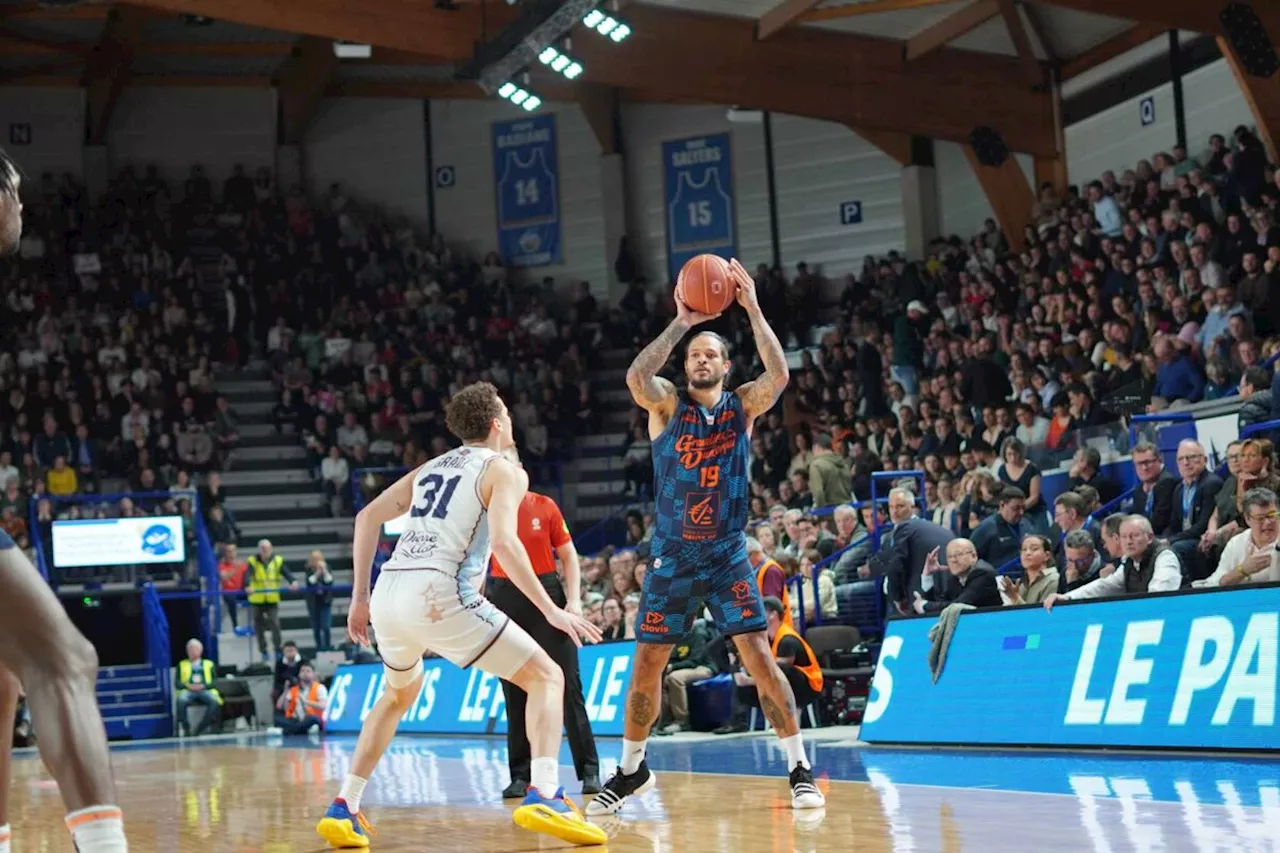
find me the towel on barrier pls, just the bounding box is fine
[927,603,975,683]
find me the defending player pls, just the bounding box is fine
[587,258,825,814]
[315,382,607,849]
[0,148,129,852]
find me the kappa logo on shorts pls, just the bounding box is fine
[640,611,670,635]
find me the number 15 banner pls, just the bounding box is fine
[492,114,561,267]
[663,132,736,283]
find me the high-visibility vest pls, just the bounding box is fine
[286,682,323,720]
[771,621,824,694]
[757,558,793,627]
[177,658,222,705]
[246,554,285,605]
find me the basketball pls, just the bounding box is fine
[676,254,736,315]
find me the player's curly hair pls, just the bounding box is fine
[445,381,503,442]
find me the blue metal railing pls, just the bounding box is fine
[1239,417,1280,440]
[140,581,173,725]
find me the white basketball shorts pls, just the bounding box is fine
[369,568,539,688]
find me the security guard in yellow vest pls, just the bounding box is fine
[246,539,297,660]
[176,638,223,736]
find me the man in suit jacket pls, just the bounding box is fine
[914,538,1001,614]
[970,487,1033,570]
[867,487,955,615]
[1164,439,1224,582]
[1049,491,1103,569]
[1128,441,1178,535]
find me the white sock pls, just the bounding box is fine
[339,775,368,813]
[530,757,559,797]
[0,822,11,853]
[620,738,647,775]
[780,734,810,770]
[65,806,127,852]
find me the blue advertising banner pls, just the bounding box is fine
[663,132,735,282]
[860,586,1280,750]
[325,641,636,736]
[492,114,560,267]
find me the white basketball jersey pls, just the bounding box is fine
[380,446,498,587]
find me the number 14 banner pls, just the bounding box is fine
[492,114,562,267]
[663,132,736,283]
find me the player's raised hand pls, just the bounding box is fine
[546,607,604,647]
[347,599,371,646]
[674,289,722,327]
[728,258,759,311]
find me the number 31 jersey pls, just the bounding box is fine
[650,390,750,563]
[381,446,499,588]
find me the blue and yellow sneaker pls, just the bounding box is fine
[316,799,376,848]
[512,786,608,847]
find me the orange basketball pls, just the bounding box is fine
[676,254,736,315]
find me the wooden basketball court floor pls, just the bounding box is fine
[8,731,1280,851]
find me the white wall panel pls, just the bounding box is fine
[1064,60,1252,187]
[430,99,608,295]
[771,115,904,277]
[621,104,768,285]
[109,88,275,191]
[305,98,428,225]
[0,87,85,179]
[935,141,1033,240]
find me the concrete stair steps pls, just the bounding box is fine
[238,518,354,539]
[221,468,312,487]
[226,493,328,513]
[231,445,307,463]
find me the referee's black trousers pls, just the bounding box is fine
[488,574,599,782]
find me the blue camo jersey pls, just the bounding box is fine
[649,389,750,565]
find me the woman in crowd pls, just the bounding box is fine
[998,534,1059,606]
[998,437,1044,529]
[305,550,335,652]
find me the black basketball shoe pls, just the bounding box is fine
[584,760,655,816]
[790,763,825,809]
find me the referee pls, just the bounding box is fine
[488,453,600,798]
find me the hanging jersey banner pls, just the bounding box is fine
[492,114,561,267]
[663,133,736,283]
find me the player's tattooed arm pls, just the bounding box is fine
[625,319,686,411]
[729,259,789,420]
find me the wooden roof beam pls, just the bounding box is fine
[757,0,824,41]
[801,0,960,24]
[964,146,1034,253]
[905,0,999,62]
[1059,22,1165,80]
[123,0,504,61]
[996,0,1044,87]
[0,25,93,56]
[276,36,339,145]
[83,6,150,146]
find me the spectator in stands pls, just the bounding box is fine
[654,619,716,736]
[205,504,238,553]
[1151,336,1205,407]
[599,598,626,641]
[274,662,327,736]
[1128,441,1177,533]
[1048,491,1098,567]
[1165,439,1223,580]
[1060,528,1106,593]
[793,548,837,624]
[320,446,350,517]
[1237,366,1274,431]
[305,551,335,652]
[1043,516,1182,610]
[996,438,1043,530]
[273,640,304,704]
[44,457,76,496]
[1066,446,1119,506]
[998,535,1059,606]
[1196,487,1280,587]
[867,487,954,615]
[175,638,221,737]
[971,487,1031,570]
[746,537,790,621]
[913,538,998,614]
[246,539,297,661]
[723,597,822,734]
[807,432,851,509]
[218,543,247,629]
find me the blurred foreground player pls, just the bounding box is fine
[487,452,600,799]
[589,259,824,815]
[315,383,605,848]
[0,149,128,852]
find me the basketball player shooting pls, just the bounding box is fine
[316,382,607,849]
[0,148,129,852]
[588,259,825,815]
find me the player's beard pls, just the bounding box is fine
[688,369,723,390]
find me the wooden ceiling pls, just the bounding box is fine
[0,0,1273,157]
